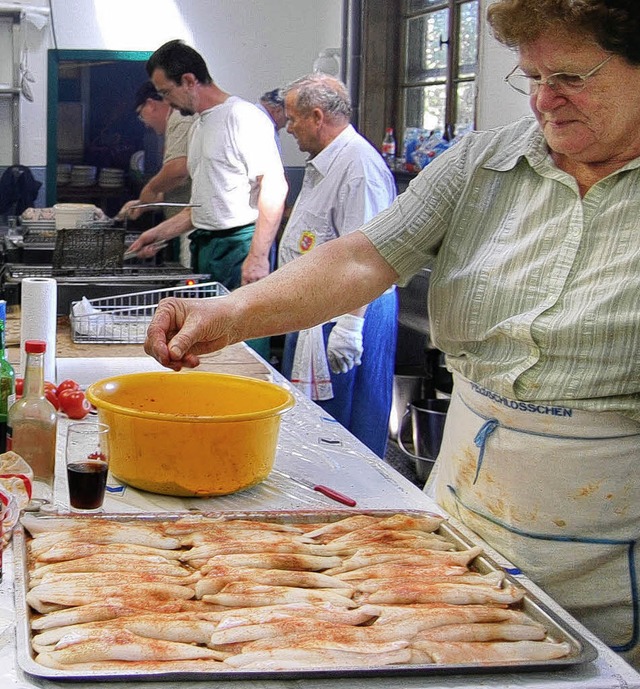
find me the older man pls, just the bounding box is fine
[118,81,194,265]
[278,73,397,457]
[128,40,287,290]
[257,88,287,154]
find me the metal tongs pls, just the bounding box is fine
[123,241,169,261]
[122,202,201,260]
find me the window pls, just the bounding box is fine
[400,0,479,137]
[0,10,21,165]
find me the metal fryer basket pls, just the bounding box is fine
[52,226,126,276]
[69,281,229,344]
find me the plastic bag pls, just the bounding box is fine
[290,325,334,401]
[0,450,33,512]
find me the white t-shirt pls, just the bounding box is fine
[188,96,283,231]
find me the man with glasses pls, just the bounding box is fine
[127,41,287,295]
[118,81,194,266]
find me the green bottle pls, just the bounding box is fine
[0,300,16,453]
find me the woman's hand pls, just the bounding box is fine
[144,297,240,370]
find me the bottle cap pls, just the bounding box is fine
[25,340,46,354]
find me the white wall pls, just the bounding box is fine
[476,0,530,129]
[12,0,343,167]
[12,0,529,168]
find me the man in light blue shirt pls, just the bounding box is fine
[278,73,397,457]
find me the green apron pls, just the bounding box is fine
[189,225,270,360]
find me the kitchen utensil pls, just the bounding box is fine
[128,202,202,211]
[85,372,295,497]
[272,468,357,506]
[13,510,598,682]
[122,241,168,260]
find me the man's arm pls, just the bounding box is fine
[139,156,189,204]
[241,171,288,285]
[127,207,194,258]
[117,157,189,221]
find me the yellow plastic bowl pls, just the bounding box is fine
[86,371,295,497]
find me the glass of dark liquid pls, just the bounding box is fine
[65,422,110,511]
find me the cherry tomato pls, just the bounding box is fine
[58,389,91,419]
[45,388,60,410]
[56,379,80,396]
[15,378,23,396]
[88,451,107,461]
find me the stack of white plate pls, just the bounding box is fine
[57,164,72,186]
[69,165,97,187]
[20,208,57,243]
[58,147,85,164]
[98,168,125,189]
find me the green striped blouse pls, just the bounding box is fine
[362,117,640,421]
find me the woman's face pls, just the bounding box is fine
[520,32,640,166]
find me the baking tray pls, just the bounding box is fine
[13,510,598,682]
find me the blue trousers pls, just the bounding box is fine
[282,290,397,458]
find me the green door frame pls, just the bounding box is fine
[46,49,152,207]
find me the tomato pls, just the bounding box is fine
[88,451,107,461]
[45,388,60,410]
[15,378,23,396]
[58,389,91,419]
[56,379,80,396]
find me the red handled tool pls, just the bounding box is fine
[272,469,357,507]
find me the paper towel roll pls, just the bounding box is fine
[20,278,57,383]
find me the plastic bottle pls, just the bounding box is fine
[0,301,15,454]
[7,340,57,504]
[381,127,396,165]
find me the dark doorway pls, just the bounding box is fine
[46,50,156,216]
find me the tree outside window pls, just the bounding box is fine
[401,0,479,138]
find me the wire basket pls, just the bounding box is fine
[52,227,126,276]
[70,281,229,344]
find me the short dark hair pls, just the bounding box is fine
[134,81,162,110]
[146,39,213,85]
[260,88,284,108]
[488,0,640,65]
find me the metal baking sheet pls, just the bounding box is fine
[13,509,598,682]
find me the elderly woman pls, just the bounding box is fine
[144,0,640,664]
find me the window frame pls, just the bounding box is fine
[399,0,480,138]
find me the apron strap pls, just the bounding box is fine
[473,418,499,484]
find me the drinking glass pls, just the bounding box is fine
[65,422,110,511]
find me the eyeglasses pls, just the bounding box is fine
[156,82,180,98]
[505,55,613,96]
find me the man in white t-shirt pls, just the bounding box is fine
[128,41,287,292]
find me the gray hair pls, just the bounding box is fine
[283,73,352,121]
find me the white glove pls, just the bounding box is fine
[326,314,365,374]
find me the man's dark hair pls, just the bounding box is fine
[133,81,162,110]
[146,39,213,85]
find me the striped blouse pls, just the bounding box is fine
[362,116,640,421]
